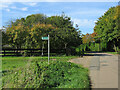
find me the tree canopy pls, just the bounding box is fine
[94,6,120,51]
[3,13,81,50]
[82,33,96,44]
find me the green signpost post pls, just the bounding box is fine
[42,35,50,64]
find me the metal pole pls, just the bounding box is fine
[48,35,50,64]
[42,43,43,56]
[42,42,44,56]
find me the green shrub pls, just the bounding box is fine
[41,61,80,88]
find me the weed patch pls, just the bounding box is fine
[2,60,90,88]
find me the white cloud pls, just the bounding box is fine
[34,9,40,12]
[11,6,16,9]
[6,8,10,12]
[94,20,97,23]
[1,0,119,2]
[70,9,106,17]
[21,7,28,11]
[28,2,37,6]
[0,2,13,9]
[0,4,8,8]
[0,2,28,11]
[72,18,95,28]
[22,2,37,6]
[72,18,96,34]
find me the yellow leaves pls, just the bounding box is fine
[112,6,120,20]
[14,23,23,30]
[105,18,108,22]
[113,15,117,20]
[31,28,35,32]
[6,21,57,48]
[13,32,18,42]
[15,25,20,30]
[31,23,56,33]
[40,24,46,27]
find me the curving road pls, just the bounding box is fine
[69,53,119,89]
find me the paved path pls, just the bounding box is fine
[89,53,118,89]
[69,53,119,89]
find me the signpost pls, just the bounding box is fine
[42,35,50,64]
[48,35,50,64]
[42,37,48,40]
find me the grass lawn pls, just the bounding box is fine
[84,51,120,55]
[2,56,77,71]
[105,52,120,55]
[2,56,90,88]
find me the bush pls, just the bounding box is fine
[41,61,80,88]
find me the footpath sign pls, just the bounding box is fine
[42,37,48,40]
[42,35,50,64]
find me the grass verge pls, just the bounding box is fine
[105,52,120,55]
[2,56,90,88]
[2,56,77,71]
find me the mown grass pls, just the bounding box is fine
[2,56,90,89]
[84,51,120,55]
[2,56,77,71]
[105,52,120,55]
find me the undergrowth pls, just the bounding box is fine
[2,60,90,88]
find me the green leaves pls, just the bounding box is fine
[4,13,81,52]
[94,6,120,51]
[2,60,90,88]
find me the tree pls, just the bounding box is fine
[29,23,57,49]
[47,14,81,49]
[82,33,96,44]
[24,14,47,27]
[1,28,9,46]
[94,6,120,52]
[6,23,28,49]
[3,13,81,55]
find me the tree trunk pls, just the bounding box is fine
[65,43,67,49]
[113,44,117,52]
[65,43,68,56]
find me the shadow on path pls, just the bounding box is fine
[84,52,112,56]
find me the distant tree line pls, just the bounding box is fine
[81,5,120,52]
[2,5,120,54]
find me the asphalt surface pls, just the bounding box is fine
[69,53,119,89]
[89,53,118,89]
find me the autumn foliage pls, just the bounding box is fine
[2,13,81,50]
[82,32,96,44]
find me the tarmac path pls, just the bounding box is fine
[69,53,119,89]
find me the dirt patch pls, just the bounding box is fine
[51,59,56,61]
[68,56,92,68]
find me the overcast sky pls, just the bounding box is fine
[0,1,118,34]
